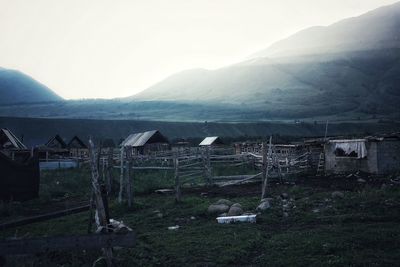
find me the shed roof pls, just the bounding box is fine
[199,136,223,146]
[121,130,169,147]
[67,136,88,149]
[0,128,26,149]
[45,134,67,149]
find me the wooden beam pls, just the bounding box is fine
[0,232,135,255]
[174,155,181,202]
[0,205,90,231]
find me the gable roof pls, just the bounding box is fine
[121,130,169,147]
[199,136,223,146]
[67,136,88,149]
[0,128,26,149]
[45,134,67,149]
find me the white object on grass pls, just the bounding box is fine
[216,214,257,224]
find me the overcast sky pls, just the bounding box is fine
[0,0,398,99]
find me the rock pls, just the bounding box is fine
[256,200,271,211]
[381,183,387,190]
[231,203,242,209]
[331,191,344,199]
[261,198,273,203]
[280,193,289,199]
[190,216,196,220]
[215,199,233,206]
[227,206,243,216]
[312,208,320,213]
[283,212,289,217]
[357,178,366,183]
[207,204,230,214]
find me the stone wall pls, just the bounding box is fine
[377,140,400,174]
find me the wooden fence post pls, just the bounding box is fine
[106,148,113,193]
[174,154,181,202]
[118,147,125,203]
[126,150,133,207]
[206,146,212,185]
[88,138,113,266]
[261,136,272,200]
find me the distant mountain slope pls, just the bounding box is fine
[251,1,400,58]
[132,2,400,119]
[0,68,63,104]
[133,49,400,118]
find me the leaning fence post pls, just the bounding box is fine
[261,136,272,200]
[88,138,113,266]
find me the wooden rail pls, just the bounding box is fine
[0,205,90,231]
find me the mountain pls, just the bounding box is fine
[0,68,63,105]
[132,2,400,120]
[251,2,400,58]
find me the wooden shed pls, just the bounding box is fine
[121,130,170,155]
[324,133,400,174]
[199,136,224,147]
[68,136,88,159]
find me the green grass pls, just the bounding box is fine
[1,168,400,266]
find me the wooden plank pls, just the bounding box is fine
[174,156,181,202]
[212,174,260,180]
[0,232,135,255]
[0,205,90,231]
[219,172,262,187]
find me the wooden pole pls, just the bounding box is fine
[261,137,272,200]
[174,154,181,202]
[118,147,125,203]
[88,138,113,266]
[206,146,212,185]
[106,148,114,193]
[126,150,133,207]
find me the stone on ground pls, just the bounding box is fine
[208,204,230,214]
[256,200,271,211]
[215,199,233,206]
[227,205,243,216]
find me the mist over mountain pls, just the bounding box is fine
[0,67,63,104]
[251,2,400,58]
[1,2,399,123]
[132,2,400,120]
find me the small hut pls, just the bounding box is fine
[39,134,70,160]
[0,128,29,161]
[324,133,400,174]
[0,128,26,150]
[199,136,224,147]
[121,130,170,155]
[68,136,88,158]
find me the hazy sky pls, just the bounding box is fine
[0,0,398,99]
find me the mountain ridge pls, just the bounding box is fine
[0,67,63,104]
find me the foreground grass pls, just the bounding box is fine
[2,171,400,266]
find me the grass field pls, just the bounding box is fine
[1,167,400,266]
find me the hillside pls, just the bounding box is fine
[251,2,400,58]
[132,2,400,120]
[0,67,63,104]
